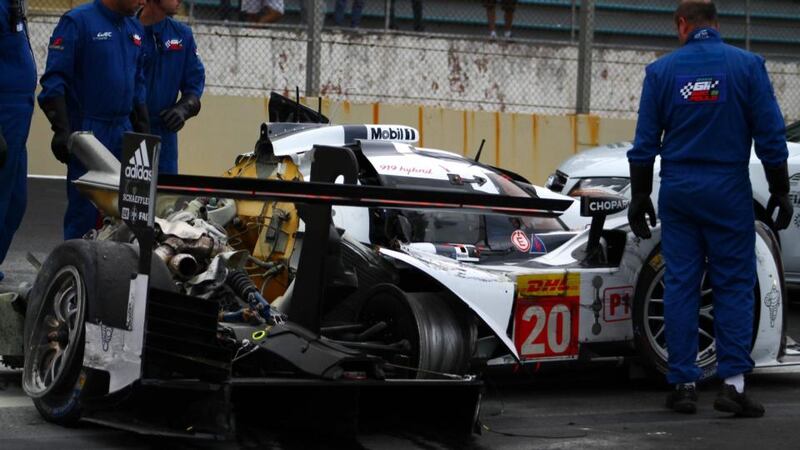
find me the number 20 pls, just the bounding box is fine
[521,304,571,356]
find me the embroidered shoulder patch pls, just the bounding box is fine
[675,74,726,104]
[165,39,183,51]
[49,36,65,50]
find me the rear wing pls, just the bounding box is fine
[157,173,572,217]
[157,147,572,218]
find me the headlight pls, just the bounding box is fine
[568,177,630,197]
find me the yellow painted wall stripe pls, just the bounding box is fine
[25,94,636,184]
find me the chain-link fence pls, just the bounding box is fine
[24,0,800,121]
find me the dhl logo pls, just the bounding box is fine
[517,273,580,297]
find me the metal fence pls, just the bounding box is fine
[25,0,800,121]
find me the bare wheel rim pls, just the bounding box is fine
[643,266,716,369]
[24,266,86,398]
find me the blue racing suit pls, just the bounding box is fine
[0,0,36,274]
[628,27,788,383]
[141,16,204,174]
[39,0,147,240]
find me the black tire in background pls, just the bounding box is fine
[358,284,474,379]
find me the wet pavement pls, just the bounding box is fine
[2,178,800,449]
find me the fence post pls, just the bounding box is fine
[745,0,751,51]
[576,0,595,114]
[570,0,577,43]
[305,0,324,97]
[385,0,392,31]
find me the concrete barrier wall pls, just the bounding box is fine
[27,94,636,184]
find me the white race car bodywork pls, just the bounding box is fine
[551,141,800,285]
[69,122,797,391]
[263,124,798,373]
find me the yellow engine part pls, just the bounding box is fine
[223,155,302,301]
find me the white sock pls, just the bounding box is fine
[504,30,512,38]
[490,30,497,38]
[677,382,695,389]
[725,374,744,393]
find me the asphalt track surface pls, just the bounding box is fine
[2,178,800,450]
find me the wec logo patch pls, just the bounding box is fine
[676,74,726,104]
[93,31,113,41]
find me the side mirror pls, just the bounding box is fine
[580,194,629,218]
[579,192,629,264]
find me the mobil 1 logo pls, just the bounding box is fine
[119,133,160,233]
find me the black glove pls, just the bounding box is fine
[0,126,7,169]
[159,94,201,133]
[628,162,657,239]
[130,103,150,134]
[39,96,71,164]
[8,0,24,32]
[764,162,793,230]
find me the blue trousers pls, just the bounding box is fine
[0,93,34,265]
[65,118,130,240]
[334,0,364,27]
[151,123,178,175]
[659,162,756,384]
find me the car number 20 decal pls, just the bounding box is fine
[514,273,580,361]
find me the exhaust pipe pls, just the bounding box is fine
[169,253,200,278]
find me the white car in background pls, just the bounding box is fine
[547,139,800,285]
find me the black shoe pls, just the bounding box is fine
[713,384,765,418]
[665,384,698,414]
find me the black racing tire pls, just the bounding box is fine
[358,284,474,379]
[22,241,99,425]
[633,244,760,384]
[632,245,717,383]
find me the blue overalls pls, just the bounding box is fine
[628,28,788,384]
[141,16,204,174]
[0,0,36,276]
[39,0,146,240]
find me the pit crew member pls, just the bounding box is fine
[138,0,205,174]
[39,0,150,240]
[0,0,36,282]
[627,0,791,417]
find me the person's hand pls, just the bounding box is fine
[51,131,70,164]
[0,127,7,169]
[130,103,150,134]
[39,96,71,164]
[763,162,793,230]
[767,194,793,230]
[628,194,657,239]
[160,105,189,132]
[628,162,657,239]
[160,94,201,133]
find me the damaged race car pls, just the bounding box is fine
[2,93,797,438]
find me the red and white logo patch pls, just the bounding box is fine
[165,39,183,51]
[131,34,142,46]
[511,230,531,252]
[49,36,64,50]
[676,74,726,104]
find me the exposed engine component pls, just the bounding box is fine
[225,269,286,324]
